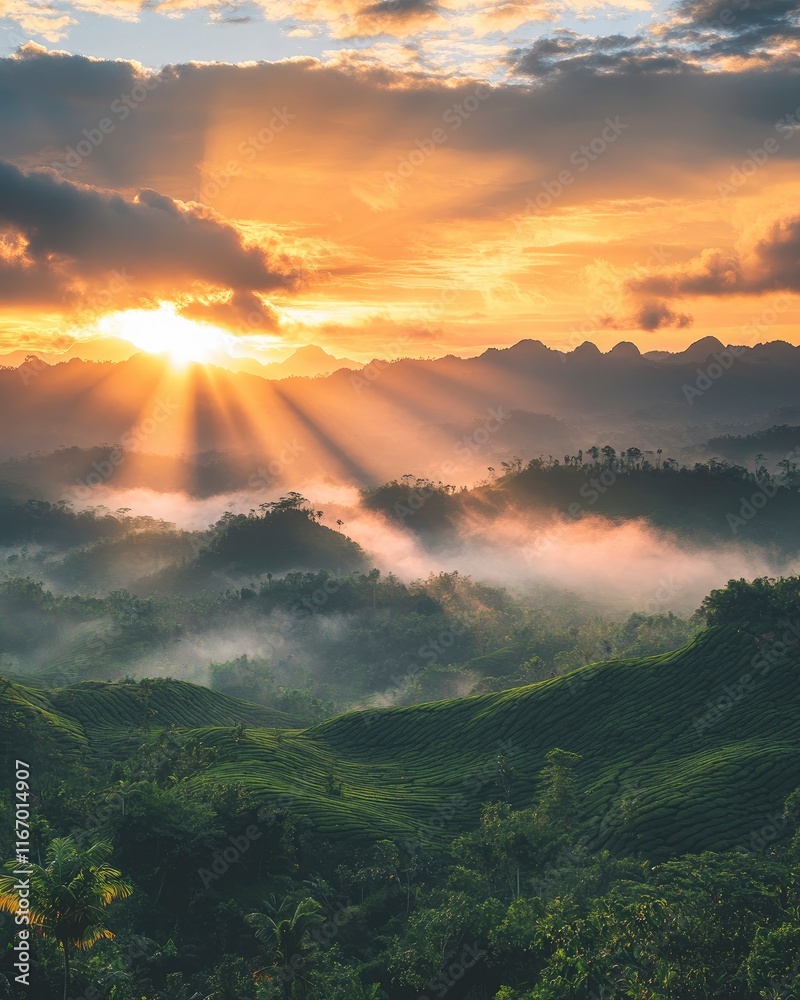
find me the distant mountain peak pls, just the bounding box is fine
[607,341,641,360]
[571,341,603,360]
[512,339,552,354]
[678,336,726,362]
[291,344,336,360]
[231,344,363,379]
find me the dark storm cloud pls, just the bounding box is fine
[0,159,298,304]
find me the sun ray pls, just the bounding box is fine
[96,304,234,368]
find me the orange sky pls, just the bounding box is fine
[0,3,798,366]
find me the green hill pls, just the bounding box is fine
[0,677,301,761]
[6,625,799,858]
[46,678,303,734]
[144,505,367,594]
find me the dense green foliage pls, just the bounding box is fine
[2,449,799,999]
[701,575,800,632]
[0,576,799,996]
[1,651,799,998]
[0,568,701,718]
[364,450,800,550]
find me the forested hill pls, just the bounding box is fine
[5,624,798,860]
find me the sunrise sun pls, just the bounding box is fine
[97,303,232,367]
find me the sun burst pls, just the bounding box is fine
[97,303,233,367]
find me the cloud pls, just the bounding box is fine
[0,160,300,310]
[664,0,800,61]
[261,0,556,38]
[1,46,799,350]
[509,30,698,77]
[350,0,441,33]
[509,0,799,79]
[674,0,797,31]
[0,2,77,41]
[6,47,800,209]
[445,0,555,33]
[634,299,694,330]
[0,0,602,42]
[179,290,281,332]
[630,214,800,298]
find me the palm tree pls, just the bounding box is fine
[245,896,326,1000]
[0,837,132,1000]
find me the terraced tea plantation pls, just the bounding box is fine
[5,625,799,857]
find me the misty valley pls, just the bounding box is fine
[3,344,800,997]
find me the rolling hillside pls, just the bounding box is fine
[4,625,799,859]
[0,677,302,762]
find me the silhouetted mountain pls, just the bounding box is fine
[607,341,641,361]
[570,341,604,362]
[677,336,726,362]
[0,337,139,366]
[748,340,800,363]
[644,337,726,364]
[2,339,800,485]
[234,344,363,379]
